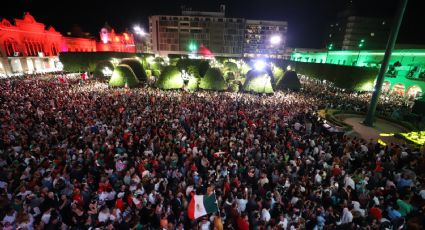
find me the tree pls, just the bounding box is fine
[120,58,148,82]
[276,71,301,91]
[242,69,274,93]
[199,68,227,91]
[109,64,140,88]
[93,60,114,79]
[156,66,184,89]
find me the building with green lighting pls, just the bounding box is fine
[149,5,288,58]
[290,49,425,97]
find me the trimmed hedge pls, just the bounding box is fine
[187,77,199,91]
[120,58,148,82]
[156,66,184,89]
[59,52,148,73]
[224,62,238,72]
[176,59,210,77]
[276,71,301,91]
[199,68,227,91]
[93,60,114,79]
[290,61,378,90]
[109,64,140,88]
[242,69,274,94]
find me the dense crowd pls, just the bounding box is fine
[1,74,425,230]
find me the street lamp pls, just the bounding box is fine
[133,25,146,36]
[326,43,333,63]
[355,39,365,66]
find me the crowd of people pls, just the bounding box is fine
[1,73,425,230]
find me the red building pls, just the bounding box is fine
[0,12,135,76]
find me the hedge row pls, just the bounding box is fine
[59,52,152,73]
[290,61,378,90]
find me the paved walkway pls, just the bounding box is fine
[336,114,409,145]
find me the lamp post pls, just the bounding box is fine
[326,43,333,63]
[364,0,408,126]
[355,39,365,66]
[133,25,146,53]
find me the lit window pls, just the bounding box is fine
[370,32,375,37]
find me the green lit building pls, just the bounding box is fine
[290,49,425,97]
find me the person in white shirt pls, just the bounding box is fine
[236,194,248,213]
[261,206,271,222]
[98,206,110,223]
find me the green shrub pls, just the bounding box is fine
[156,66,184,89]
[93,60,114,79]
[229,84,239,92]
[176,59,210,77]
[199,68,227,91]
[187,77,199,91]
[272,66,284,84]
[224,61,238,73]
[109,64,140,88]
[242,70,274,93]
[152,70,161,77]
[59,52,148,73]
[145,70,152,77]
[276,71,301,91]
[120,58,148,82]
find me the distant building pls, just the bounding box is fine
[97,24,136,53]
[149,5,245,57]
[149,5,288,58]
[0,13,136,76]
[326,2,390,50]
[244,20,288,59]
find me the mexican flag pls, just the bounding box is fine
[188,194,218,220]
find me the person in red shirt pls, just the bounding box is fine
[236,213,249,230]
[369,204,382,221]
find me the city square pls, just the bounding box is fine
[1,0,425,229]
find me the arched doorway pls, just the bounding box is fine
[392,83,405,96]
[407,86,422,99]
[382,81,391,93]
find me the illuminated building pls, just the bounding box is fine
[97,23,136,53]
[0,13,136,76]
[0,13,63,75]
[149,5,288,58]
[290,49,425,97]
[244,20,288,59]
[149,5,245,57]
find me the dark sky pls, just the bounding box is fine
[0,0,423,48]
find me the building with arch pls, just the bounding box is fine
[0,12,136,76]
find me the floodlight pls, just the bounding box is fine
[254,60,266,71]
[270,35,282,45]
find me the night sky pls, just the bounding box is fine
[1,0,423,48]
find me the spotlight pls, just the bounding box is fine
[270,35,282,45]
[254,60,266,71]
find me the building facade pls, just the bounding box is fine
[290,49,425,98]
[244,20,287,58]
[149,5,245,57]
[0,13,136,76]
[149,5,287,58]
[0,13,64,75]
[327,16,390,50]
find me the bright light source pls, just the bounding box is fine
[254,60,266,71]
[102,67,113,77]
[188,42,197,52]
[286,65,291,71]
[134,25,146,36]
[270,35,282,45]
